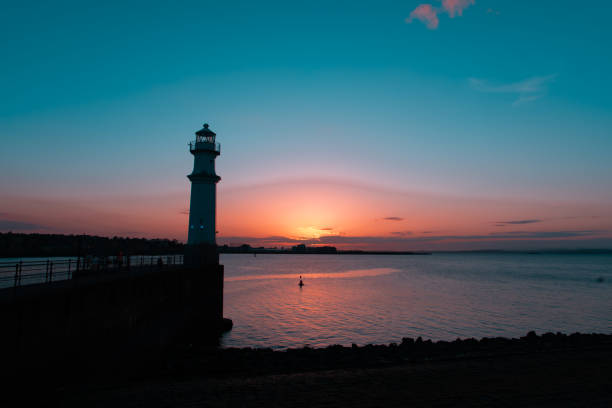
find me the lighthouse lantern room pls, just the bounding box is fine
[187,123,221,245]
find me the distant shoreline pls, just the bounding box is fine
[219,248,432,255]
[2,232,612,258]
[218,248,612,255]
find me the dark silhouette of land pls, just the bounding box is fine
[0,233,433,257]
[3,233,611,259]
[0,232,183,258]
[219,243,432,255]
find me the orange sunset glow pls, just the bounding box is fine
[4,177,612,251]
[215,180,612,250]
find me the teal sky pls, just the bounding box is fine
[1,1,612,249]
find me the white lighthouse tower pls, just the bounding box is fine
[187,123,221,246]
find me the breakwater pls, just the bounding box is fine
[0,260,227,374]
[36,332,612,407]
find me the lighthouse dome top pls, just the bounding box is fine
[195,123,216,138]
[190,123,221,155]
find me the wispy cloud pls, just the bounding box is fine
[314,230,602,243]
[496,219,542,226]
[406,4,439,29]
[487,7,501,15]
[486,230,600,239]
[443,0,475,18]
[406,0,475,29]
[391,231,413,236]
[469,75,556,105]
[383,217,404,221]
[495,216,608,227]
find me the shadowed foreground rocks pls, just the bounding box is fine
[7,332,612,407]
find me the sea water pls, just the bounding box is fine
[220,253,612,349]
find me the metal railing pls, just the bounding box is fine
[0,254,184,289]
[189,140,221,153]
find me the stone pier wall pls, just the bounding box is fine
[0,263,224,372]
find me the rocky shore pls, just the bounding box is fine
[163,331,612,378]
[6,332,612,407]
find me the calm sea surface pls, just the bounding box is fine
[220,253,612,349]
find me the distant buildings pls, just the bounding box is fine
[218,244,338,254]
[291,244,337,253]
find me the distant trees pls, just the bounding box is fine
[0,232,184,258]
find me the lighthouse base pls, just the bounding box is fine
[184,243,219,267]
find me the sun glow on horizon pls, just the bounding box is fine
[292,226,339,240]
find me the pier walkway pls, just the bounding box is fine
[0,255,184,290]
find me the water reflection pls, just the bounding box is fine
[220,253,612,349]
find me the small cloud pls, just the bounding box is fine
[407,0,474,29]
[487,7,501,15]
[496,219,542,226]
[384,217,404,221]
[469,75,556,105]
[319,227,334,231]
[391,231,413,236]
[442,0,475,18]
[487,230,600,239]
[512,94,545,106]
[406,4,439,30]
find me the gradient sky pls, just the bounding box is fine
[2,0,612,250]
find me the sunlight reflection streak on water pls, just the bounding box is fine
[225,267,400,282]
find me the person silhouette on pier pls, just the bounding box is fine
[299,275,304,287]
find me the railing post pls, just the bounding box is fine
[45,260,49,282]
[68,259,71,279]
[14,263,19,287]
[18,260,22,286]
[49,261,53,282]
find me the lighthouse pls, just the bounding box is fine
[184,123,228,330]
[187,123,221,246]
